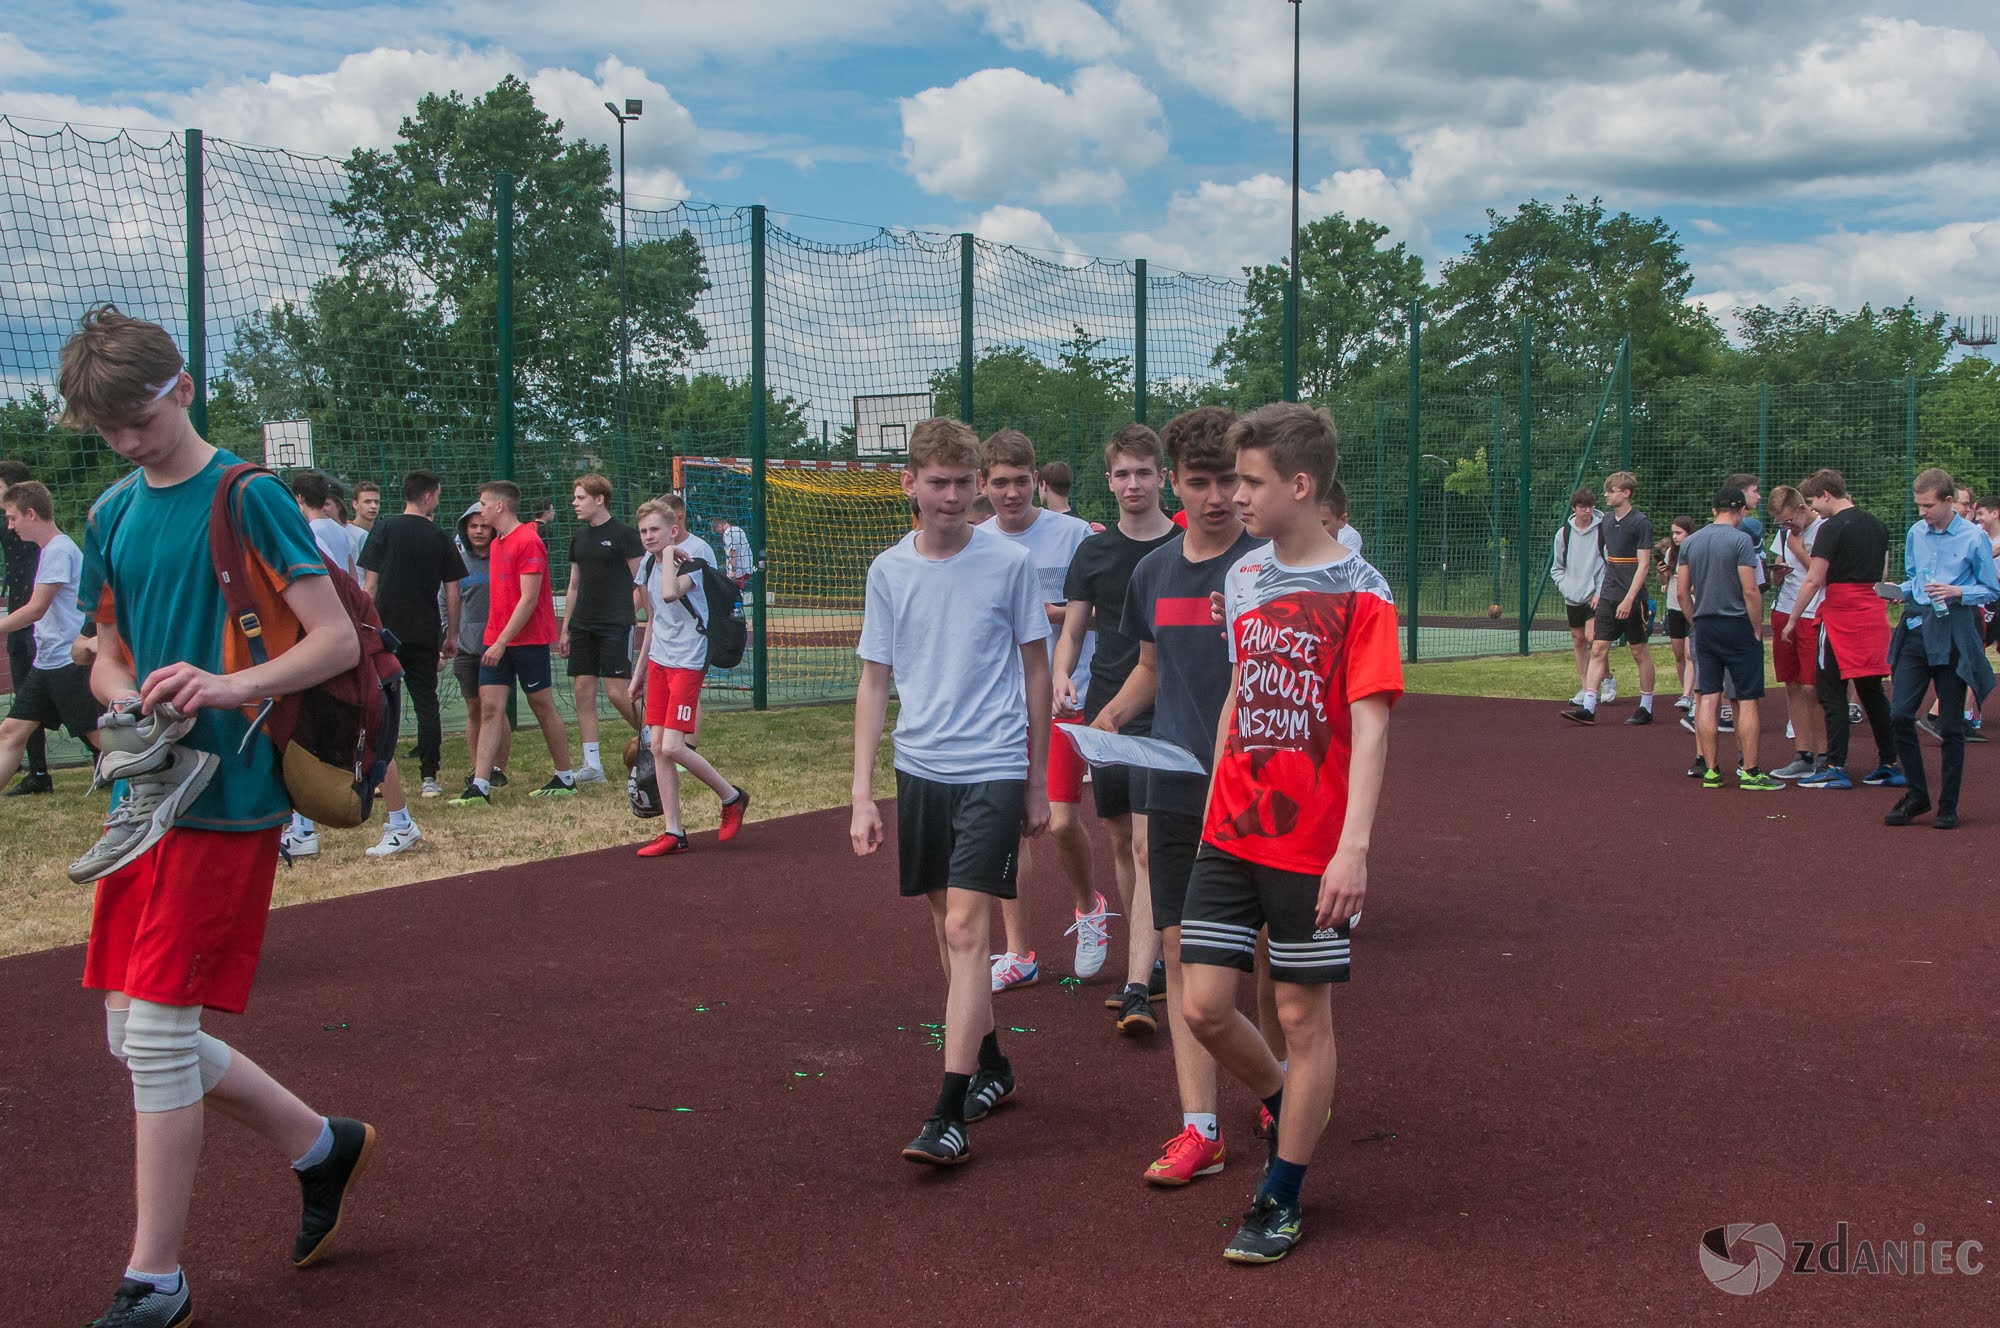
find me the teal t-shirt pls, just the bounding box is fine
[79,449,327,832]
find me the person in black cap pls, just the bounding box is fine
[1676,486,1781,790]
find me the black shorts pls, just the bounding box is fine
[1180,844,1350,986]
[452,650,483,702]
[1091,760,1144,820]
[895,771,1024,899]
[1693,614,1765,699]
[1565,602,1593,631]
[479,643,553,693]
[567,624,634,680]
[7,663,98,739]
[1147,811,1203,931]
[1593,597,1650,646]
[1664,608,1690,640]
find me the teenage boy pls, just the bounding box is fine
[561,473,644,783]
[59,304,375,1328]
[358,470,465,799]
[851,417,1052,1165]
[1550,488,1616,706]
[1,458,53,793]
[1881,469,1998,828]
[1764,487,1826,778]
[710,514,755,588]
[1092,405,1262,1186]
[980,429,1108,990]
[451,502,512,792]
[281,473,361,855]
[1784,469,1901,790]
[1055,425,1180,1033]
[627,498,749,857]
[1562,471,1655,724]
[0,481,100,782]
[1178,403,1400,1263]
[1676,488,1780,790]
[451,480,578,805]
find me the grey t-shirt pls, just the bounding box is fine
[30,531,85,669]
[1679,521,1757,620]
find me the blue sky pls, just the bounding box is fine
[6,0,2000,328]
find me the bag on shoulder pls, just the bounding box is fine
[211,463,404,829]
[644,551,748,671]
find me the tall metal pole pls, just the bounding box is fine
[1617,334,1632,472]
[1905,370,1918,529]
[1405,299,1421,662]
[1757,380,1769,493]
[184,129,207,436]
[1133,258,1148,425]
[1518,318,1533,656]
[1283,0,1302,403]
[495,172,515,481]
[750,205,769,711]
[959,234,976,424]
[617,115,630,502]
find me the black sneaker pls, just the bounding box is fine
[964,1062,1016,1122]
[901,1114,970,1166]
[530,775,578,799]
[293,1117,377,1266]
[1147,958,1166,1000]
[1623,707,1654,726]
[1559,705,1595,725]
[1686,756,1708,779]
[1935,807,1961,830]
[1116,984,1157,1034]
[1222,1193,1304,1264]
[489,769,511,789]
[1884,792,1933,827]
[4,770,53,796]
[1917,715,1943,742]
[88,1275,191,1327]
[448,780,490,808]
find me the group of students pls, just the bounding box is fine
[1551,466,2000,823]
[853,403,1399,1265]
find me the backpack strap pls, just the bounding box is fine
[678,557,711,635]
[208,462,301,751]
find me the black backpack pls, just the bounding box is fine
[643,551,747,671]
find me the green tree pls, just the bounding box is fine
[1214,213,1427,402]
[1725,300,1954,383]
[0,389,122,529]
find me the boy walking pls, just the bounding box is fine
[0,480,100,780]
[561,473,644,783]
[451,480,579,805]
[851,418,1052,1165]
[358,470,465,799]
[1561,471,1655,724]
[1765,486,1826,778]
[1178,403,1400,1263]
[627,498,750,857]
[1,458,54,793]
[1550,488,1616,706]
[59,305,375,1328]
[1676,488,1780,790]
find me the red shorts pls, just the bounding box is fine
[83,826,283,1014]
[1772,610,1819,685]
[645,660,704,733]
[1047,718,1086,805]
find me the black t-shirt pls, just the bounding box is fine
[1598,508,1653,599]
[358,514,467,649]
[1124,529,1260,816]
[568,519,645,629]
[2,523,34,612]
[1811,506,1889,584]
[1064,522,1180,723]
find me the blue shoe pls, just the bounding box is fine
[1861,764,1907,787]
[1800,766,1853,789]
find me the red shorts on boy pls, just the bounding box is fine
[1772,611,1819,685]
[83,826,283,1014]
[645,660,704,733]
[1047,718,1086,804]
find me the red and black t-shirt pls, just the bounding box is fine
[1203,543,1403,875]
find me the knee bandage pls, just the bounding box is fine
[118,1000,232,1111]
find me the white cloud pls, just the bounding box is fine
[899,64,1165,204]
[965,204,1087,263]
[0,32,52,79]
[1119,169,1428,277]
[1695,219,2000,323]
[946,0,1126,62]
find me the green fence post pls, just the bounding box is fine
[959,233,975,424]
[184,129,206,437]
[1617,334,1631,472]
[1519,317,1533,656]
[751,204,770,711]
[494,172,514,480]
[1372,401,1385,552]
[1133,258,1148,425]
[1905,370,1917,528]
[1405,301,1421,663]
[1757,381,1769,490]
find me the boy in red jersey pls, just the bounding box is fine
[1179,402,1401,1264]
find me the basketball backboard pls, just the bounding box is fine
[853,393,933,458]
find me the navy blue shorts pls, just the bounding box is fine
[1692,615,1764,699]
[478,643,554,694]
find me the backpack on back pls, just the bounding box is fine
[211,463,404,828]
[643,551,748,671]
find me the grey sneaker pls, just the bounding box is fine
[68,747,220,884]
[574,765,609,785]
[1771,756,1818,780]
[87,1274,191,1327]
[90,701,197,789]
[419,777,445,798]
[1917,715,1943,741]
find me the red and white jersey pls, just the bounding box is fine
[1203,542,1403,875]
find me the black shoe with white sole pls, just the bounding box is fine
[901,1114,970,1165]
[964,1062,1016,1122]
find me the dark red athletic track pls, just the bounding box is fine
[8,694,1999,1325]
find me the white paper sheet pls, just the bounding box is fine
[1059,724,1208,776]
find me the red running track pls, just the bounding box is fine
[6,694,1998,1325]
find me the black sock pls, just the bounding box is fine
[936,1072,972,1123]
[1262,1088,1285,1121]
[977,1031,1006,1073]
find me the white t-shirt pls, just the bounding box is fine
[30,531,86,670]
[639,535,717,671]
[345,523,370,569]
[858,525,1050,783]
[1336,523,1363,553]
[716,524,754,580]
[990,507,1095,698]
[309,517,356,576]
[1773,517,1825,618]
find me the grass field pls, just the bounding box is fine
[1,650,1651,957]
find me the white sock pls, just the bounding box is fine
[1582,690,1598,710]
[1184,1112,1219,1141]
[473,777,491,795]
[556,769,575,785]
[291,1117,333,1171]
[1640,693,1654,711]
[387,807,413,831]
[124,1266,183,1295]
[583,741,601,768]
[1276,1058,1289,1075]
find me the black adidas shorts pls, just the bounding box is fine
[895,771,1023,899]
[1147,811,1203,931]
[1179,845,1351,986]
[6,663,98,740]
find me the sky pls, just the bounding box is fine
[6,0,2000,334]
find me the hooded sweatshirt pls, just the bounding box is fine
[454,502,494,656]
[1549,510,1606,607]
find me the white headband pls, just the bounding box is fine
[144,368,186,402]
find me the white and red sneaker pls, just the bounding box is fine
[1145,1125,1226,1186]
[989,951,1039,993]
[1065,891,1115,980]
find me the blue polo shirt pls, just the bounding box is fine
[1898,514,1999,613]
